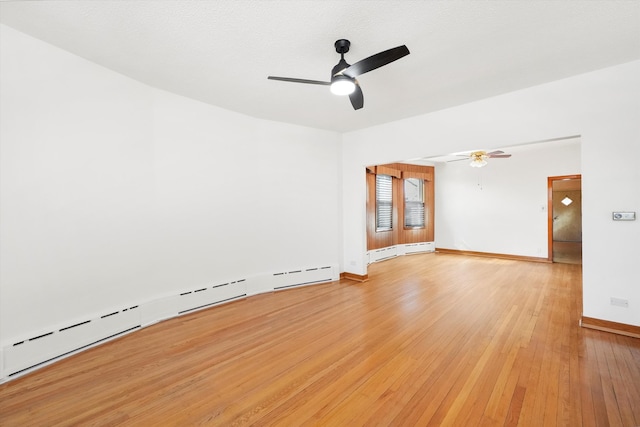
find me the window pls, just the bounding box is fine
[376,174,393,231]
[404,178,425,228]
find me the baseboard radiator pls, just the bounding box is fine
[1,264,338,383]
[368,242,435,264]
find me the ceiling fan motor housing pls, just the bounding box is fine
[332,39,352,80]
[334,39,350,54]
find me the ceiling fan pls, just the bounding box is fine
[268,39,410,110]
[450,150,512,167]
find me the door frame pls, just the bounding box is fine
[547,174,582,261]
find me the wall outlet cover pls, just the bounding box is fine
[610,297,629,308]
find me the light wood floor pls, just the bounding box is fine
[1,254,639,426]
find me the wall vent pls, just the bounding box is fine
[59,320,91,332]
[28,332,54,341]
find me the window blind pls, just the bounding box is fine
[405,201,425,227]
[376,174,393,231]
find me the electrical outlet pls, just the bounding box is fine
[610,297,629,308]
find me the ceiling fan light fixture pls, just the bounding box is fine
[470,158,488,168]
[330,75,356,96]
[469,151,488,167]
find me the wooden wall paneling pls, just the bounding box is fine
[366,163,435,251]
[426,169,435,242]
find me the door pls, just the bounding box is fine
[547,175,582,264]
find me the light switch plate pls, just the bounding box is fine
[612,212,636,221]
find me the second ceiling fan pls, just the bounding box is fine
[449,150,512,168]
[268,39,410,110]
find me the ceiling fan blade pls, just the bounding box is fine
[349,81,364,110]
[447,158,470,163]
[486,150,504,155]
[268,76,331,86]
[488,154,512,158]
[342,45,410,78]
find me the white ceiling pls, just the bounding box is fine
[1,1,639,133]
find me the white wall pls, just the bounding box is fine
[435,139,581,257]
[0,25,342,346]
[343,61,640,327]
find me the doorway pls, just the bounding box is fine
[547,175,582,264]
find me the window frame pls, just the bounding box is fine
[403,177,426,229]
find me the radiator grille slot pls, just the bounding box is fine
[59,320,91,332]
[29,332,54,341]
[100,311,119,319]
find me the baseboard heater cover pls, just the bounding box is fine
[8,326,141,378]
[1,263,338,383]
[274,279,330,290]
[272,266,335,291]
[178,294,247,314]
[3,304,143,378]
[368,242,435,264]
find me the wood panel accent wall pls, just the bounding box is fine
[366,163,435,251]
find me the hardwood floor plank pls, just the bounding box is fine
[1,254,639,426]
